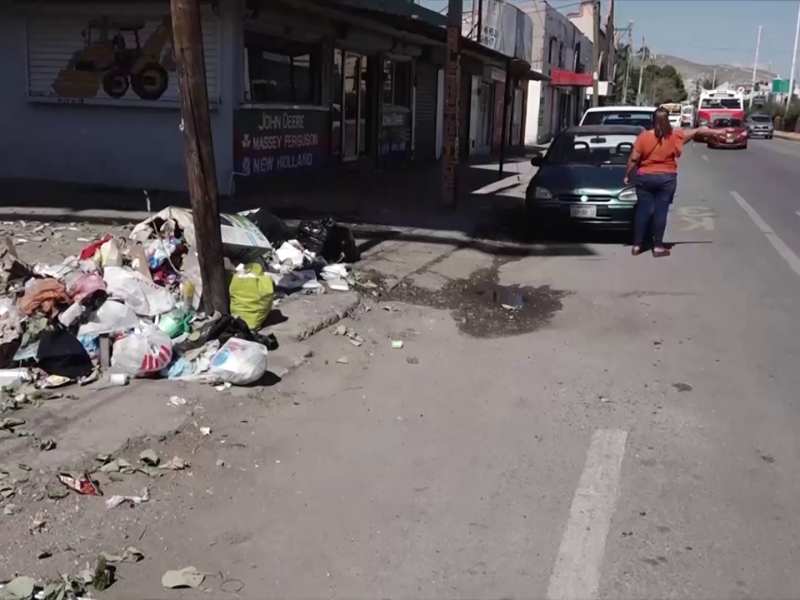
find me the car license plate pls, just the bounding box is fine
[570,205,597,218]
[726,139,734,143]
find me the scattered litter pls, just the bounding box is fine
[168,395,187,407]
[100,546,144,563]
[199,426,211,436]
[382,305,398,312]
[391,340,404,350]
[346,329,364,347]
[139,449,160,467]
[38,439,57,451]
[216,459,225,468]
[105,487,150,509]
[501,303,521,311]
[334,325,347,336]
[599,395,611,403]
[37,549,52,560]
[3,503,16,516]
[159,456,189,471]
[92,554,115,591]
[215,382,232,392]
[0,576,35,600]
[672,382,693,392]
[335,356,349,365]
[406,356,419,365]
[161,566,205,589]
[57,472,102,496]
[98,457,132,474]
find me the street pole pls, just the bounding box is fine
[636,36,645,105]
[786,0,800,118]
[622,21,632,104]
[477,0,483,44]
[749,24,762,109]
[712,68,716,89]
[442,0,462,206]
[471,0,477,40]
[170,0,229,315]
[592,0,600,107]
[499,58,512,176]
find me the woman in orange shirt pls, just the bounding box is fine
[623,106,715,257]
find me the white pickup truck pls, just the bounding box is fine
[579,106,656,130]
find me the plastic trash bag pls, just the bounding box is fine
[111,326,173,377]
[104,266,175,316]
[78,300,140,337]
[68,273,106,303]
[208,338,268,385]
[229,263,274,330]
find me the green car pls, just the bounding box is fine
[526,125,643,235]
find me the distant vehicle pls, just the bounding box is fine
[526,125,643,235]
[747,114,774,139]
[697,90,745,127]
[660,103,683,128]
[681,105,695,127]
[579,106,656,130]
[707,117,747,149]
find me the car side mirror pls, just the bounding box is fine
[530,154,543,167]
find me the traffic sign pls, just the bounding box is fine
[773,78,790,93]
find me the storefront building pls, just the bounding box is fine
[518,0,594,145]
[0,0,533,195]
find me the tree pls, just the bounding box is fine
[697,76,715,90]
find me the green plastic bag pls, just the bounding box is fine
[229,263,274,330]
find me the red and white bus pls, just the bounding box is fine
[697,90,745,127]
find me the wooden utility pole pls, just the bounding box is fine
[636,36,645,105]
[592,0,601,107]
[170,0,229,315]
[622,21,632,104]
[442,0,462,206]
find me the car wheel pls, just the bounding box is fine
[769,134,773,139]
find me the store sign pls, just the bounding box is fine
[234,109,330,178]
[478,0,533,63]
[380,107,411,156]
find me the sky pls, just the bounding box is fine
[419,0,800,77]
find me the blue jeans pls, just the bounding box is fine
[634,173,677,247]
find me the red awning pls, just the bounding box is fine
[550,69,593,87]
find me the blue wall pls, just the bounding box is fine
[0,2,240,194]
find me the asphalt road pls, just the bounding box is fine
[6,140,800,600]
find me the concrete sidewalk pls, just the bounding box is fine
[774,131,800,142]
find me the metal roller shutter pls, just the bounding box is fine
[25,3,219,106]
[415,61,437,159]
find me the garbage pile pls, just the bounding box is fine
[0,208,361,393]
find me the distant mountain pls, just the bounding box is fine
[648,54,775,86]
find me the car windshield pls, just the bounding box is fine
[546,133,637,165]
[582,111,655,130]
[750,115,771,122]
[701,98,741,109]
[712,118,743,128]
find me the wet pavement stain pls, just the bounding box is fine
[386,258,568,339]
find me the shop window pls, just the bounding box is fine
[245,35,321,104]
[382,59,411,108]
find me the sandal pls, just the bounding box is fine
[653,247,671,258]
[631,246,643,256]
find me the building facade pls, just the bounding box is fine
[0,0,532,196]
[519,0,593,145]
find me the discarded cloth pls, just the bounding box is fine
[36,328,94,379]
[68,273,106,303]
[79,235,113,260]
[18,279,70,316]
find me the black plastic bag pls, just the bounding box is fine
[322,225,361,263]
[296,218,334,254]
[174,315,279,356]
[37,328,93,379]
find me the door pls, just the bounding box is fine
[477,82,492,153]
[341,52,368,161]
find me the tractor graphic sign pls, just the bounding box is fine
[50,15,175,101]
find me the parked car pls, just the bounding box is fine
[579,106,656,130]
[526,125,642,235]
[707,117,748,149]
[747,114,774,139]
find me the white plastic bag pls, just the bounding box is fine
[111,326,173,377]
[103,266,175,316]
[78,300,141,336]
[100,238,123,267]
[208,338,268,385]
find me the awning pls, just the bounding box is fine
[550,69,593,87]
[520,68,550,82]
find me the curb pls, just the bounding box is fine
[774,131,800,143]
